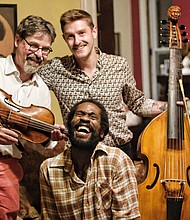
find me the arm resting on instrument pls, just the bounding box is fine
[150,101,168,117]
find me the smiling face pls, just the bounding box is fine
[62,19,97,62]
[14,32,52,76]
[68,102,104,150]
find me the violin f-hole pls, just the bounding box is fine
[186,166,190,187]
[146,163,160,189]
[4,97,20,112]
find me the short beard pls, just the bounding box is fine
[23,61,41,75]
[23,54,43,75]
[69,131,101,151]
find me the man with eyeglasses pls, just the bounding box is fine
[22,37,53,56]
[0,15,67,219]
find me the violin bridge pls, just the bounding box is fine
[161,179,186,198]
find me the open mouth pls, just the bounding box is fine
[75,124,92,138]
[77,126,90,134]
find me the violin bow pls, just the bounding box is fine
[179,78,190,125]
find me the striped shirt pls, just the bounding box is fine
[38,48,154,147]
[40,142,140,220]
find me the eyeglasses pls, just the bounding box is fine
[23,38,53,55]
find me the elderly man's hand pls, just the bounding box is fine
[0,127,19,145]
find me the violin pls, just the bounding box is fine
[0,88,68,144]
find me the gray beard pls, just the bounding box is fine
[23,60,42,75]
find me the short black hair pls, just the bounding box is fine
[66,99,109,138]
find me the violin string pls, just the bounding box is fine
[178,79,188,195]
[30,118,56,132]
[0,109,55,132]
[0,109,69,136]
[179,96,185,182]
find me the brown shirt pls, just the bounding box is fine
[40,143,140,219]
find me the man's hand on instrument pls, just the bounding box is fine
[0,127,19,145]
[51,124,69,142]
[176,97,189,106]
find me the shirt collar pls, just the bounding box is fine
[70,47,102,70]
[49,142,108,170]
[95,47,102,68]
[5,54,39,86]
[4,54,19,75]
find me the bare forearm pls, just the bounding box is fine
[150,101,167,116]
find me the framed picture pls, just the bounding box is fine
[0,4,17,57]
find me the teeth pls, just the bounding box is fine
[78,126,90,133]
[75,45,85,50]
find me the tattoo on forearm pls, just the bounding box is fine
[159,103,167,112]
[153,102,167,113]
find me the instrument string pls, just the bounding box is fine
[179,78,190,125]
[0,109,53,131]
[179,78,188,183]
[0,108,63,133]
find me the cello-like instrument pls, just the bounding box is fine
[138,6,190,220]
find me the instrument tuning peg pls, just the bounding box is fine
[160,20,168,25]
[181,31,187,37]
[182,38,189,44]
[179,25,186,30]
[160,40,169,46]
[160,27,169,32]
[160,33,169,38]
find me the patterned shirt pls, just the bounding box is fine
[40,142,140,220]
[38,48,154,147]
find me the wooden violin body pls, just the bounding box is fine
[0,88,55,143]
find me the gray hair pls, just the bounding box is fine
[16,15,56,43]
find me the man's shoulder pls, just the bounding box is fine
[0,55,12,65]
[41,152,65,169]
[50,55,72,64]
[96,143,131,161]
[41,55,73,71]
[95,144,135,172]
[101,52,126,61]
[0,55,17,74]
[100,52,129,68]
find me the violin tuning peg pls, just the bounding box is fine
[160,33,169,38]
[182,38,189,44]
[179,25,186,30]
[160,40,169,46]
[160,27,169,32]
[160,20,169,25]
[181,31,187,37]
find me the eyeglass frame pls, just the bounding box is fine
[22,38,53,55]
